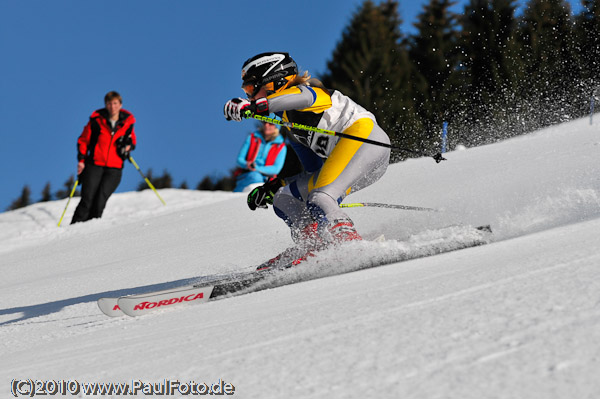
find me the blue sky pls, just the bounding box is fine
[0,0,583,212]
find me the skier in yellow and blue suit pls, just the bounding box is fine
[224,52,390,268]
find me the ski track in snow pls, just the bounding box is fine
[1,118,600,398]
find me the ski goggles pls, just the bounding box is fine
[242,81,280,98]
[242,80,261,99]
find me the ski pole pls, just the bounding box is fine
[57,178,79,227]
[340,202,439,212]
[128,155,166,206]
[245,112,446,163]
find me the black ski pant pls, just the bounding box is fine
[71,164,122,224]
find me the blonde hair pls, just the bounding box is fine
[287,72,328,92]
[288,71,311,87]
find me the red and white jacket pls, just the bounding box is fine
[77,108,137,169]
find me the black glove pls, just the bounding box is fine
[224,98,269,121]
[115,135,132,160]
[253,97,269,115]
[247,178,283,211]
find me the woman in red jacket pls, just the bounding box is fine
[71,91,137,224]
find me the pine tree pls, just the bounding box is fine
[8,185,32,211]
[55,176,79,199]
[40,182,53,202]
[321,0,422,160]
[409,0,461,134]
[153,170,173,189]
[457,0,523,143]
[196,176,214,191]
[213,174,235,192]
[574,0,600,95]
[517,0,581,127]
[138,169,172,190]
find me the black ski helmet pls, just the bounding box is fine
[241,52,298,98]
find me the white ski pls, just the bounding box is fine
[116,284,215,317]
[97,224,492,317]
[97,297,124,317]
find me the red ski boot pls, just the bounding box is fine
[327,219,363,243]
[257,222,324,271]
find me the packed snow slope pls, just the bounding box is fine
[2,117,600,398]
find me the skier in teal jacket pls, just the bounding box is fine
[234,119,287,192]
